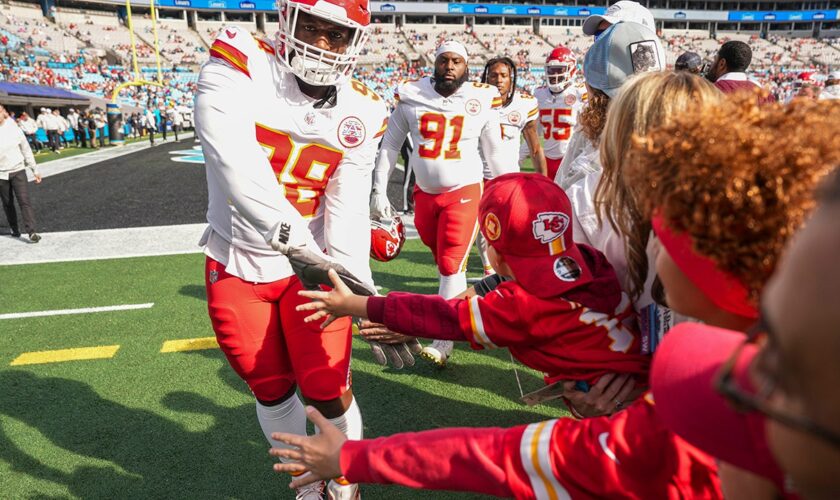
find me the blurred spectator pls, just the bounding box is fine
[66,107,83,147]
[675,51,703,74]
[820,71,840,100]
[705,41,774,103]
[16,112,40,153]
[143,108,156,145]
[0,104,41,242]
[85,110,99,149]
[53,109,69,148]
[94,109,106,148]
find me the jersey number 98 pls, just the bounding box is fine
[256,124,343,218]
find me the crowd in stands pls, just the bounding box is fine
[0,1,836,126]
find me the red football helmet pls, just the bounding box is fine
[276,0,371,86]
[370,216,406,262]
[545,46,577,93]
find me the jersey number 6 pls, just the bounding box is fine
[539,108,572,141]
[418,113,464,160]
[256,123,343,218]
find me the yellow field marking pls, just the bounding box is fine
[10,345,120,366]
[160,337,218,353]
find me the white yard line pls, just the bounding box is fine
[0,303,154,320]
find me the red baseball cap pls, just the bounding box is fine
[651,323,788,489]
[479,173,593,298]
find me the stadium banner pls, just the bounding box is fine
[372,2,449,14]
[87,0,840,21]
[650,9,728,21]
[446,4,605,17]
[727,10,838,22]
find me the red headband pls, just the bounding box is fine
[653,213,758,320]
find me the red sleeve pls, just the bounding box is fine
[340,426,528,498]
[456,286,531,350]
[369,292,468,341]
[341,398,722,500]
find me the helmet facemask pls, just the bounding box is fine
[276,0,369,86]
[546,62,574,93]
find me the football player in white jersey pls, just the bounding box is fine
[194,0,390,497]
[370,40,505,366]
[476,56,544,275]
[526,46,587,180]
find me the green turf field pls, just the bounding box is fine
[0,239,568,499]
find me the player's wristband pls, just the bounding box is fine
[474,274,507,297]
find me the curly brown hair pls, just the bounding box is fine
[578,87,610,144]
[629,95,840,302]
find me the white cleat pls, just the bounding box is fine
[295,480,325,500]
[421,340,454,367]
[327,478,360,500]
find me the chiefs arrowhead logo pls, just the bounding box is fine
[225,29,237,39]
[484,213,501,241]
[532,212,569,244]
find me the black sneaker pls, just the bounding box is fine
[10,230,20,237]
[29,232,41,243]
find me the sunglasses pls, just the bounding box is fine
[714,308,840,450]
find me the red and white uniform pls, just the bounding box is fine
[195,27,388,401]
[340,394,722,499]
[365,245,650,385]
[374,77,505,275]
[526,84,587,180]
[484,91,539,179]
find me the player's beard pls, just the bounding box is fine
[434,68,469,94]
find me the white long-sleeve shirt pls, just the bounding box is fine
[373,77,505,195]
[0,118,38,180]
[196,26,388,285]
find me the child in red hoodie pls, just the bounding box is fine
[297,172,649,396]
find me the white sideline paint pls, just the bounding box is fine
[31,133,195,180]
[0,224,207,266]
[0,216,417,266]
[0,303,154,320]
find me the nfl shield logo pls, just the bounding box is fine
[209,270,219,284]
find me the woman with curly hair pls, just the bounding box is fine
[633,93,840,499]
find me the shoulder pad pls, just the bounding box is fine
[349,79,385,104]
[209,26,260,78]
[470,82,494,90]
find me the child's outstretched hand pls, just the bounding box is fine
[297,269,369,328]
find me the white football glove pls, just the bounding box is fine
[370,190,394,219]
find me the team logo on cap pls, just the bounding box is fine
[629,41,662,74]
[508,111,521,125]
[337,116,366,148]
[532,212,569,244]
[553,256,582,282]
[465,99,482,116]
[564,94,576,106]
[484,213,502,241]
